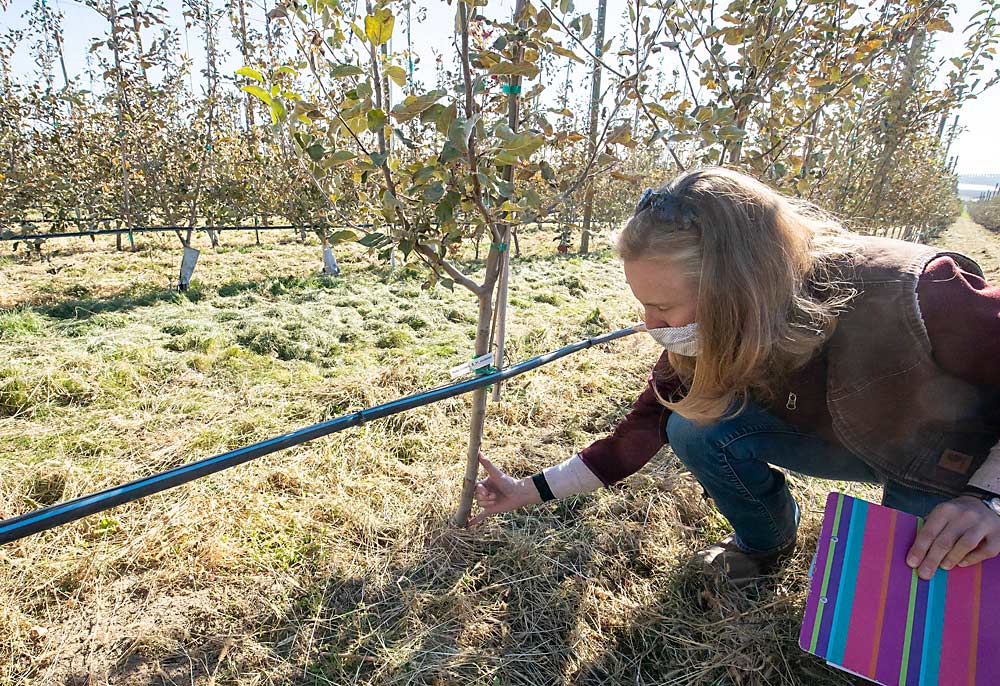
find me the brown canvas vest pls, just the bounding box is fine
[824,236,1000,497]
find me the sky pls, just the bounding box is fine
[2,0,998,176]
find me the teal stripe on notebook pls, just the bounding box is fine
[919,569,948,686]
[827,498,867,663]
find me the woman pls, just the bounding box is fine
[469,166,1000,586]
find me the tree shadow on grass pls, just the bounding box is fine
[568,528,862,686]
[267,506,596,685]
[27,271,346,320]
[49,469,853,685]
[32,285,205,320]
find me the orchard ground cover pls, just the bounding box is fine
[2,218,996,685]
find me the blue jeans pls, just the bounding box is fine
[666,399,950,554]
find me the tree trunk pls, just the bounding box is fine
[451,288,496,527]
[450,0,524,528]
[579,0,607,255]
[108,0,132,253]
[867,30,926,219]
[238,0,255,132]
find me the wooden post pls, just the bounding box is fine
[490,0,528,403]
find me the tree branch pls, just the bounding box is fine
[537,0,628,79]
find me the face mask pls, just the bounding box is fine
[647,322,699,356]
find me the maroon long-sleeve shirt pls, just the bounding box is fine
[578,256,1000,486]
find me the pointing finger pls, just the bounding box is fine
[478,452,502,478]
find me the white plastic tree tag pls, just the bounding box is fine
[449,352,495,379]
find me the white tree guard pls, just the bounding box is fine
[322,246,341,276]
[178,246,200,291]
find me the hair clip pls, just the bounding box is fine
[636,187,657,213]
[634,188,698,229]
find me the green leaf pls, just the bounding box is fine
[327,150,357,166]
[355,81,373,100]
[390,89,446,122]
[306,143,325,161]
[329,230,360,244]
[718,125,746,141]
[503,132,545,159]
[488,61,540,78]
[435,103,458,135]
[236,66,264,82]
[439,141,462,165]
[420,103,446,126]
[423,182,445,202]
[579,14,593,41]
[540,161,556,183]
[269,98,286,124]
[358,232,389,248]
[382,190,402,212]
[385,65,407,87]
[367,109,387,131]
[330,63,365,78]
[435,190,460,224]
[365,9,395,47]
[393,128,417,150]
[413,165,437,184]
[241,85,272,106]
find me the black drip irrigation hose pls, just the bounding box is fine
[0,324,646,545]
[0,224,375,241]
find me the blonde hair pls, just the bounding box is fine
[612,166,861,424]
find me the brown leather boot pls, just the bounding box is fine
[695,534,796,587]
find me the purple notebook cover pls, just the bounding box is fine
[800,492,1000,685]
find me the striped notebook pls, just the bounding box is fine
[800,492,999,685]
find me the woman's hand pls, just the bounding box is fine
[906,495,1000,580]
[467,450,541,527]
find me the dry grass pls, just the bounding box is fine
[5,218,990,686]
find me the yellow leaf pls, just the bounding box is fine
[926,18,953,33]
[550,42,584,63]
[536,9,553,33]
[365,9,395,47]
[385,65,407,87]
